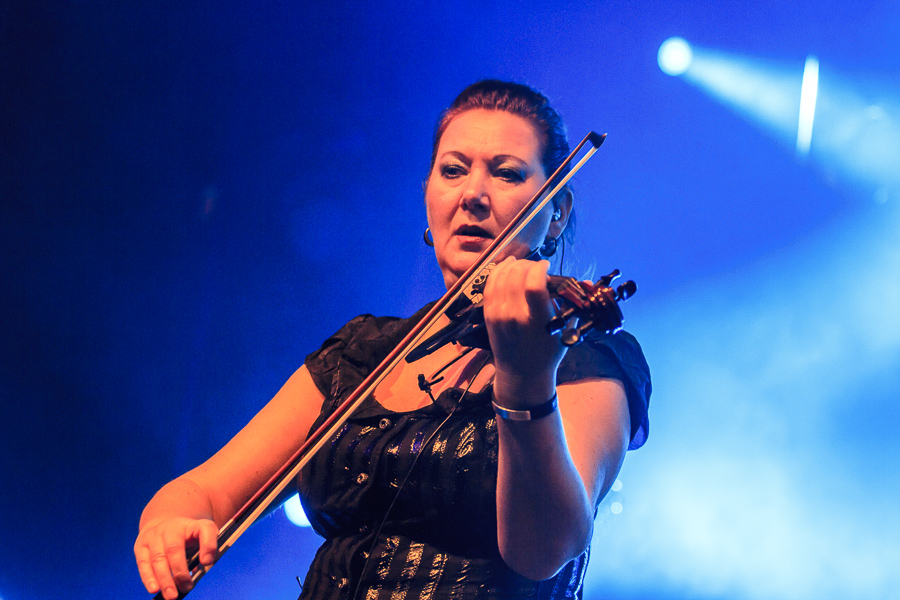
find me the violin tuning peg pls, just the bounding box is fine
[546,316,565,336]
[598,269,621,288]
[616,280,637,301]
[561,327,584,346]
[548,308,581,337]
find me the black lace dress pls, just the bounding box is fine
[297,303,651,600]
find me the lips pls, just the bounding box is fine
[454,224,492,239]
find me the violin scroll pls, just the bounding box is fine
[546,270,637,346]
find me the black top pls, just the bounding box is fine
[297,303,651,599]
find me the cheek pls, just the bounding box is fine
[423,180,436,225]
[424,195,438,230]
[517,210,552,246]
[424,187,452,229]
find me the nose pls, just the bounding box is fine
[460,167,490,214]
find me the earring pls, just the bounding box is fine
[423,227,435,247]
[552,207,561,221]
[539,235,558,258]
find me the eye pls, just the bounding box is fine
[440,163,466,179]
[496,168,525,183]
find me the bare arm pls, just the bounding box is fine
[484,257,632,580]
[134,366,325,600]
[494,377,629,580]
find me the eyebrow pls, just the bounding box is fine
[438,151,530,167]
[489,154,529,167]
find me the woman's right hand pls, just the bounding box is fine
[134,517,219,600]
[133,366,325,597]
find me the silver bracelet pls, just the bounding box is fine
[492,393,558,421]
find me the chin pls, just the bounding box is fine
[438,261,474,288]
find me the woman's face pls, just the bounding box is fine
[425,109,561,289]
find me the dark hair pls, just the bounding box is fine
[428,80,577,255]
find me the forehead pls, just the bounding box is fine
[438,109,542,163]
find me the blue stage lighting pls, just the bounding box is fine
[658,37,693,76]
[797,55,819,156]
[284,493,311,527]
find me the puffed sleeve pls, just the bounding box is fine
[304,303,437,412]
[304,314,374,404]
[556,330,651,450]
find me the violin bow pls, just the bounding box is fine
[159,131,606,599]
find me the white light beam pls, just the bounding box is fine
[797,55,819,156]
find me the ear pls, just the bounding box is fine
[548,187,573,239]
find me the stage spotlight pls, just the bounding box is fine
[663,40,900,197]
[284,493,311,527]
[658,37,693,76]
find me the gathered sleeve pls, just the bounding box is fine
[556,330,651,450]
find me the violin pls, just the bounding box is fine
[157,130,634,599]
[405,266,636,363]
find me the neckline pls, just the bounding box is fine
[366,384,492,417]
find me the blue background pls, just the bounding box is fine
[2,1,899,599]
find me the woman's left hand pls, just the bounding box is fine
[484,260,632,580]
[482,256,566,406]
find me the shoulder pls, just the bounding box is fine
[558,330,652,450]
[303,302,437,400]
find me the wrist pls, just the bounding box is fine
[491,368,556,409]
[492,392,558,421]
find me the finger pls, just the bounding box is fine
[192,519,219,566]
[147,531,181,600]
[135,541,160,594]
[489,255,515,279]
[494,259,544,313]
[487,259,541,323]
[522,261,553,320]
[487,255,515,283]
[484,257,513,312]
[162,527,195,596]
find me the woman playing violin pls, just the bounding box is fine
[135,79,651,600]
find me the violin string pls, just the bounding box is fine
[351,350,493,600]
[418,344,479,401]
[426,344,476,383]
